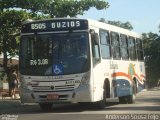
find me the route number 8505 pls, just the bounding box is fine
[31,23,46,30]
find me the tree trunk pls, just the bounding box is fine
[2,38,11,96]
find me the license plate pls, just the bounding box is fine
[47,94,59,100]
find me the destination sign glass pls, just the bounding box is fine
[21,19,88,33]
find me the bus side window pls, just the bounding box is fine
[128,37,137,60]
[99,29,111,59]
[120,34,129,60]
[91,32,101,66]
[111,32,121,59]
[136,39,144,61]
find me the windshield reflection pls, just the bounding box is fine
[20,32,90,76]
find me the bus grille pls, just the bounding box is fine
[32,84,75,92]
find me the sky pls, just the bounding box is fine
[78,0,160,34]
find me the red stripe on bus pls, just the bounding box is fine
[111,72,132,81]
[111,72,146,84]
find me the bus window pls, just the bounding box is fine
[136,39,144,61]
[111,32,121,59]
[128,37,137,60]
[20,33,90,75]
[120,34,129,60]
[99,30,111,59]
[91,33,101,66]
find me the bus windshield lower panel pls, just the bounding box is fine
[20,32,90,76]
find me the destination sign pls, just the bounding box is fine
[21,19,88,33]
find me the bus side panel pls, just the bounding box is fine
[92,63,105,102]
[91,59,146,100]
[111,60,146,97]
[136,61,146,92]
[92,60,113,101]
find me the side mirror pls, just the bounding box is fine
[94,33,99,45]
[90,29,99,45]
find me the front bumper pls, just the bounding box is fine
[20,85,92,104]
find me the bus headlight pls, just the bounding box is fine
[80,72,90,85]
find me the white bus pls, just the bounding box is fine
[19,18,146,110]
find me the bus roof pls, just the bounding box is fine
[87,19,142,38]
[23,18,87,24]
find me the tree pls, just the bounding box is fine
[108,21,133,30]
[1,0,109,17]
[0,10,30,75]
[142,32,160,87]
[99,18,133,30]
[99,18,106,23]
[0,0,109,76]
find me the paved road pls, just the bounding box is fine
[0,87,160,120]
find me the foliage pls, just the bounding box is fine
[142,32,160,87]
[99,18,133,30]
[0,0,109,76]
[0,10,29,53]
[0,10,31,75]
[0,70,8,81]
[47,0,109,17]
[108,21,133,30]
[0,0,109,17]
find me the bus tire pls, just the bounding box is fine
[127,93,136,104]
[127,83,136,104]
[39,103,53,111]
[133,78,138,93]
[119,96,127,104]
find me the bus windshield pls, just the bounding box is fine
[20,32,90,76]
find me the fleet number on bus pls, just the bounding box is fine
[31,23,46,30]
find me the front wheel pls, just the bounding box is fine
[119,94,136,104]
[127,81,137,104]
[119,96,127,104]
[127,94,136,104]
[39,103,53,111]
